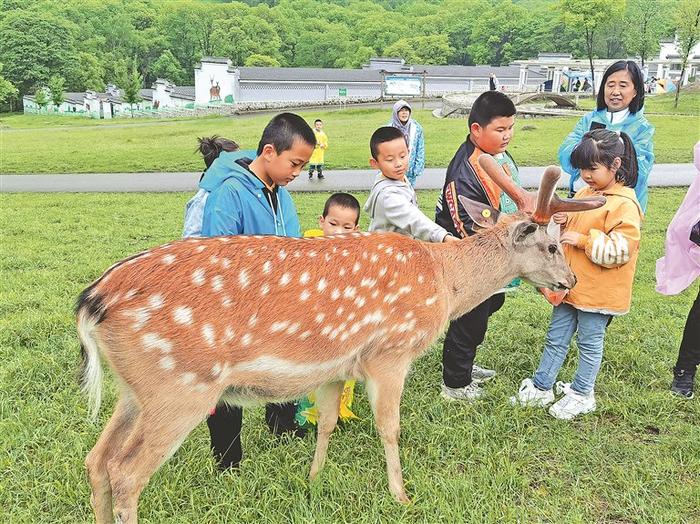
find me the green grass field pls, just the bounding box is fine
[0,188,698,523]
[1,96,698,174]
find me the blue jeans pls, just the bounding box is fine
[532,303,610,395]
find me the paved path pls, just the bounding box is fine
[0,164,693,193]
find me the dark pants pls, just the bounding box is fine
[207,402,300,470]
[308,164,323,177]
[442,293,505,388]
[675,288,700,371]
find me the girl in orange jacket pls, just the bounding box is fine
[512,129,643,420]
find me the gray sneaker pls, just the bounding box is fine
[441,382,484,402]
[472,364,496,384]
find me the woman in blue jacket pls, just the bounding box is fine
[389,99,425,186]
[559,61,655,212]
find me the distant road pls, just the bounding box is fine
[0,164,693,193]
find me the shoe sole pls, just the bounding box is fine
[671,390,695,400]
[549,403,596,420]
[440,391,482,402]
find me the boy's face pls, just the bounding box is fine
[369,138,408,181]
[319,204,360,235]
[314,121,323,131]
[260,139,314,186]
[470,115,515,155]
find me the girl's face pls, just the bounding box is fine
[580,159,621,192]
[604,70,637,112]
[397,107,411,124]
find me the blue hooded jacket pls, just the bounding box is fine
[183,150,300,238]
[558,108,655,212]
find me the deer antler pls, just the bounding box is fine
[477,155,606,224]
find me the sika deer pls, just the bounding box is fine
[77,157,604,523]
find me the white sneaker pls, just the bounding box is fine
[472,364,496,384]
[441,382,484,402]
[549,386,596,420]
[509,378,555,407]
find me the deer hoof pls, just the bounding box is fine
[393,490,411,504]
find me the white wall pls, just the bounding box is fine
[195,61,236,105]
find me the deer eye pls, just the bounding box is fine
[548,244,558,254]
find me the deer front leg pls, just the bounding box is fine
[309,381,344,481]
[365,358,411,504]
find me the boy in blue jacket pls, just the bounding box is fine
[183,113,316,469]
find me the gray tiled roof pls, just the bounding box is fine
[171,86,195,100]
[238,67,381,82]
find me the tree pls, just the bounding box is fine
[34,87,49,113]
[244,54,281,67]
[121,62,143,117]
[623,0,669,67]
[560,0,623,94]
[74,52,105,92]
[150,50,186,84]
[466,0,528,65]
[0,63,19,109]
[384,35,453,65]
[48,75,66,112]
[674,0,700,108]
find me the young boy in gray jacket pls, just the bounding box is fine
[364,126,459,244]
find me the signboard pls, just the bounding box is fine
[384,75,423,97]
[338,87,347,97]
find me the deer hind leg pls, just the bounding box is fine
[106,392,217,523]
[85,392,140,524]
[309,381,344,481]
[365,357,412,504]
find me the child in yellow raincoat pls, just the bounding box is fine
[296,192,362,426]
[308,119,328,180]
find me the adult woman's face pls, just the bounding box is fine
[604,69,637,112]
[397,107,411,124]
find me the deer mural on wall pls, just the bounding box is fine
[77,156,605,523]
[209,76,221,101]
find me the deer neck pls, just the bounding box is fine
[429,227,517,321]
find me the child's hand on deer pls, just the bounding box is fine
[552,212,568,225]
[560,231,584,246]
[443,234,460,243]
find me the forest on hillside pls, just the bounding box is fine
[0,0,680,101]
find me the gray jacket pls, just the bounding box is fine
[364,174,449,243]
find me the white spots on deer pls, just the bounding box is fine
[159,355,175,370]
[241,333,253,346]
[210,255,220,264]
[196,245,206,253]
[248,314,258,327]
[279,272,291,286]
[180,372,196,385]
[124,308,151,330]
[339,268,346,277]
[385,246,394,255]
[192,268,206,286]
[360,277,376,288]
[370,253,379,263]
[217,237,230,243]
[336,306,345,316]
[262,261,272,274]
[222,295,232,308]
[308,250,318,258]
[141,333,172,353]
[278,249,287,260]
[331,288,341,300]
[293,250,301,258]
[239,269,250,289]
[261,284,270,296]
[317,278,327,292]
[343,286,357,299]
[211,275,224,293]
[300,290,311,301]
[425,295,438,306]
[148,294,164,310]
[271,320,289,333]
[223,326,235,342]
[300,272,310,285]
[378,267,388,277]
[299,330,312,340]
[202,324,216,347]
[246,248,254,256]
[417,274,425,284]
[341,249,349,257]
[371,289,380,299]
[315,313,325,323]
[352,262,361,273]
[321,325,332,336]
[286,322,301,335]
[354,296,366,308]
[222,258,231,269]
[124,289,138,300]
[173,306,193,325]
[398,286,412,296]
[395,253,407,263]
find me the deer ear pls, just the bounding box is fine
[512,221,539,246]
[458,195,500,230]
[546,218,561,241]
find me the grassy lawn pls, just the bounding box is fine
[575,91,700,116]
[0,188,698,523]
[1,105,697,174]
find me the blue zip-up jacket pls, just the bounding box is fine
[558,108,655,212]
[183,150,300,238]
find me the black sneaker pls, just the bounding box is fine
[318,173,325,180]
[308,173,313,180]
[671,368,696,399]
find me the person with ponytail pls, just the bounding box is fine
[512,129,644,420]
[558,60,654,213]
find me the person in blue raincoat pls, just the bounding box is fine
[558,60,655,212]
[389,99,425,186]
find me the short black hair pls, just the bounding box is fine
[570,128,639,188]
[468,91,516,128]
[370,126,406,159]
[257,113,316,155]
[314,119,322,124]
[196,135,239,168]
[597,60,645,113]
[323,193,361,224]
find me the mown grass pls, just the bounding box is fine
[1,105,697,174]
[575,91,700,116]
[0,188,698,523]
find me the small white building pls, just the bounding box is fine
[654,38,700,85]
